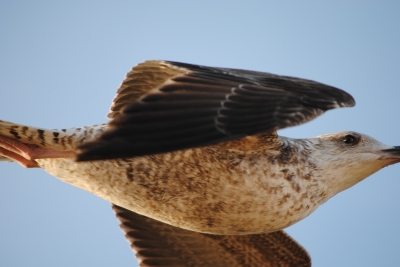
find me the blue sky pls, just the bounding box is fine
[1,1,400,266]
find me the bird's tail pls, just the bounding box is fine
[0,119,107,153]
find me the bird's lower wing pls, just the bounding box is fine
[112,204,311,267]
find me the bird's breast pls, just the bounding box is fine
[37,145,323,234]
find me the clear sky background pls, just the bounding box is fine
[1,1,399,267]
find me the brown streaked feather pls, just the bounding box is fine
[0,120,106,151]
[78,60,354,161]
[112,204,311,267]
[107,60,189,119]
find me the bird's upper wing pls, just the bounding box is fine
[112,204,311,267]
[77,60,354,161]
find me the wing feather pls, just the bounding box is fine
[78,60,354,161]
[112,204,311,267]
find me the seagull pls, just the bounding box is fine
[1,60,399,266]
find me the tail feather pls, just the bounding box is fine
[0,119,107,151]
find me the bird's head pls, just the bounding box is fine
[311,131,400,194]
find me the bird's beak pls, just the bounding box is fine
[380,146,400,161]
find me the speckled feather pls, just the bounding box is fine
[27,133,324,235]
[0,119,106,151]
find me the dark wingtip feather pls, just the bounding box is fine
[340,91,356,107]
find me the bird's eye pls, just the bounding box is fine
[343,135,357,144]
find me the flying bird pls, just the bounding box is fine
[1,60,399,266]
